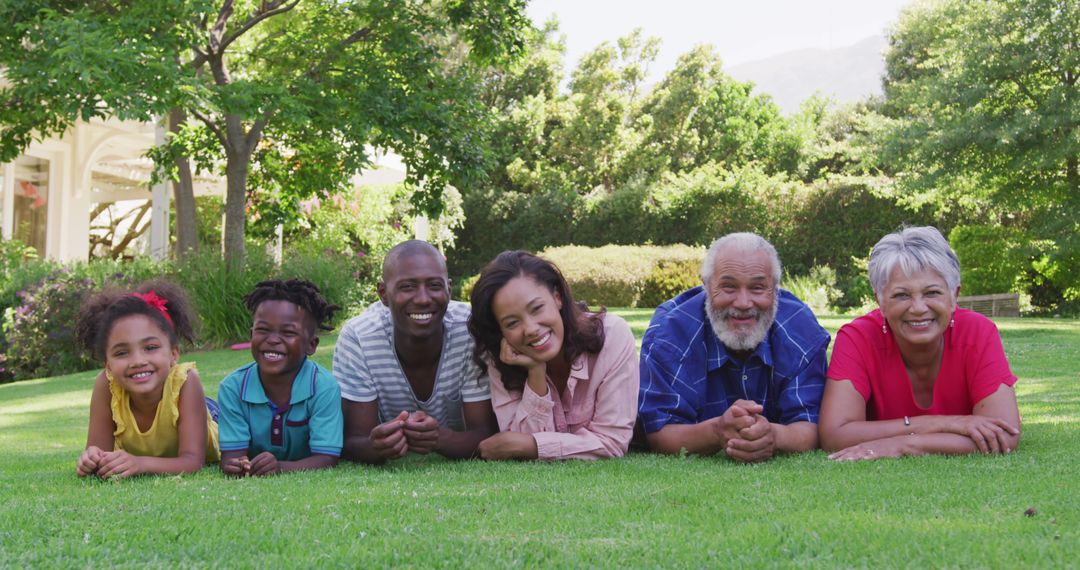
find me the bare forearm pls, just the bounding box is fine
[435,427,492,459]
[821,417,914,451]
[136,453,205,475]
[772,422,818,453]
[647,423,725,456]
[857,433,983,457]
[342,435,389,465]
[279,454,338,473]
[821,414,1017,452]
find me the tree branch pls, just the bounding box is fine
[190,108,227,147]
[245,110,274,151]
[342,27,373,47]
[218,0,301,55]
[209,0,235,55]
[1010,77,1040,108]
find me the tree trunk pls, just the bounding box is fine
[222,149,250,267]
[169,108,199,258]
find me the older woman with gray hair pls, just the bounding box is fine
[819,226,1020,460]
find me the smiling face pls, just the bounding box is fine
[703,247,779,353]
[491,276,565,364]
[879,265,957,350]
[105,314,179,400]
[378,250,450,340]
[250,300,318,382]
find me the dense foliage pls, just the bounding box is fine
[880,0,1080,310]
[0,0,529,265]
[448,5,1078,314]
[449,23,947,310]
[0,238,381,382]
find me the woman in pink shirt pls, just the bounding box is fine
[468,251,639,460]
[819,226,1021,460]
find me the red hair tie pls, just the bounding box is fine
[132,291,174,329]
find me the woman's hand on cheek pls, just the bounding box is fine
[500,337,543,370]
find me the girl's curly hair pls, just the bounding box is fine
[74,279,197,362]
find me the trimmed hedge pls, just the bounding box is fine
[539,244,705,308]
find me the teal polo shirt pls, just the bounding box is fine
[218,358,343,460]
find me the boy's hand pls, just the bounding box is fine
[96,450,142,479]
[403,411,440,454]
[76,446,104,477]
[371,411,409,459]
[221,455,251,477]
[249,452,280,476]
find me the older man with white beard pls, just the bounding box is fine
[637,233,830,462]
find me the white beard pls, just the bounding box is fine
[705,295,779,353]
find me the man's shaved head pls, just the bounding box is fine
[382,240,447,281]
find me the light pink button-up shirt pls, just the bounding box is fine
[488,313,640,460]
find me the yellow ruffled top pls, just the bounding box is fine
[109,362,220,462]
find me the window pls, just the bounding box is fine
[13,156,49,254]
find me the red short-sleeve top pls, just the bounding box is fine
[826,308,1017,420]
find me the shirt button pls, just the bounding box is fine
[273,429,280,434]
[274,415,281,420]
[742,375,748,381]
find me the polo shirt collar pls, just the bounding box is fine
[240,357,317,405]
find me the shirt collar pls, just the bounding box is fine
[703,319,774,371]
[240,357,317,405]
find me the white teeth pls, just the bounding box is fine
[529,332,551,347]
[409,313,433,320]
[262,352,285,361]
[908,320,932,326]
[131,371,152,379]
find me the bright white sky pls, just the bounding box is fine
[526,0,913,76]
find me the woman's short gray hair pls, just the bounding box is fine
[868,226,961,300]
[701,232,782,286]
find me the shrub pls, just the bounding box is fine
[784,265,843,315]
[169,250,275,348]
[453,187,581,278]
[949,225,1029,295]
[277,245,378,321]
[640,258,702,308]
[1,270,97,381]
[456,273,480,303]
[539,244,704,308]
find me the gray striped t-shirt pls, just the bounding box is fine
[333,301,490,431]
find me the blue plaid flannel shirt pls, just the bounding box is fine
[638,286,830,434]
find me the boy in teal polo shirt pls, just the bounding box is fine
[218,279,344,476]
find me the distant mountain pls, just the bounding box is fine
[726,35,887,115]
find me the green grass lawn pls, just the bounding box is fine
[1,311,1077,567]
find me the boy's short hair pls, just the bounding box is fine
[242,279,341,334]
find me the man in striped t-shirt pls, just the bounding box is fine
[334,240,496,463]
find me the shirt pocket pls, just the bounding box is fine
[566,387,596,428]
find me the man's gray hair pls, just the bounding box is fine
[868,226,960,301]
[700,232,782,286]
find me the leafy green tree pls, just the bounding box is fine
[547,28,659,192]
[0,0,527,265]
[881,0,1080,296]
[628,45,802,180]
